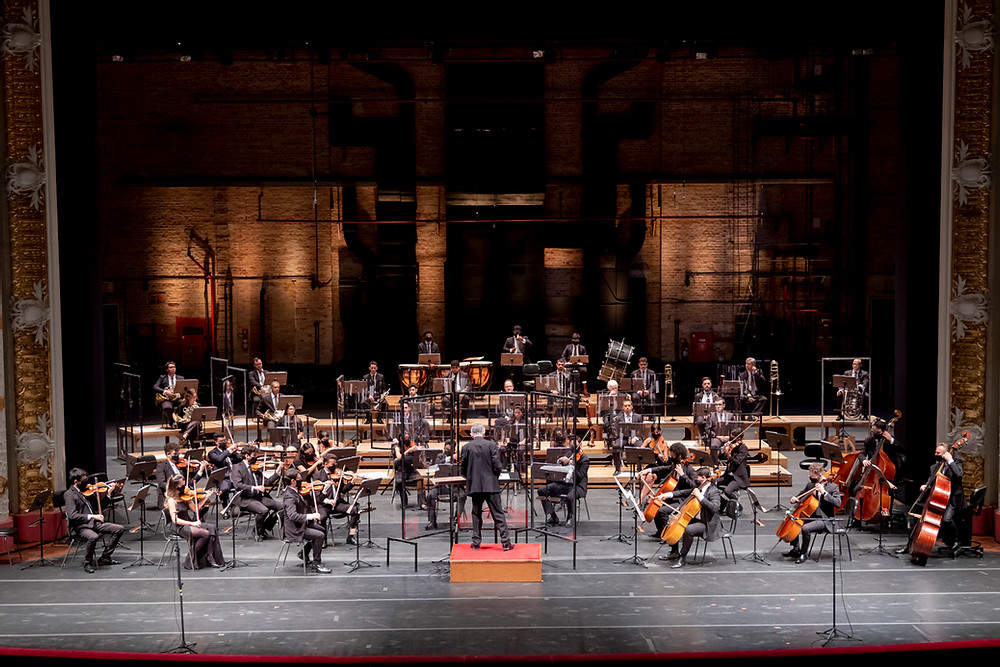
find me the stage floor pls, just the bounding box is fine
[0,425,997,659]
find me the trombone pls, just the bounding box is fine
[769,360,783,417]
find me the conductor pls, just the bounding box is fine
[461,423,514,551]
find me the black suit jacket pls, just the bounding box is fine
[153,373,183,398]
[722,441,751,489]
[631,368,658,402]
[672,483,724,541]
[64,485,100,532]
[363,372,388,397]
[560,343,587,361]
[461,437,503,494]
[502,336,532,362]
[417,341,440,355]
[739,368,767,399]
[282,486,317,542]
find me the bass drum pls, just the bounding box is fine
[597,339,634,382]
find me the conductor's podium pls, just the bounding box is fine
[450,543,542,583]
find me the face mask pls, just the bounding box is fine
[934,455,944,462]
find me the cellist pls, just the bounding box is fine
[852,418,898,495]
[782,462,841,564]
[647,443,698,561]
[656,466,723,569]
[897,442,964,556]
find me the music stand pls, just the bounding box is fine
[268,427,297,449]
[263,371,288,387]
[21,490,55,569]
[501,353,523,367]
[417,353,441,366]
[764,431,792,511]
[220,492,254,571]
[741,488,770,566]
[127,459,158,531]
[568,355,589,364]
[810,515,860,645]
[345,476,382,572]
[613,471,650,568]
[124,485,157,568]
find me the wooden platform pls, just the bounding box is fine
[450,543,542,583]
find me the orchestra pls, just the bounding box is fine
[78,342,949,578]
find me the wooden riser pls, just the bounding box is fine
[450,543,542,583]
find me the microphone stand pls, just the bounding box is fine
[164,541,197,654]
[740,488,770,566]
[220,493,253,571]
[811,515,860,646]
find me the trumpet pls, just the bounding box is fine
[769,360,782,416]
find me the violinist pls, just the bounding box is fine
[537,437,589,528]
[156,442,208,509]
[897,442,964,556]
[426,441,466,530]
[292,442,322,481]
[164,474,225,569]
[718,426,750,517]
[64,468,126,574]
[656,466,723,569]
[391,432,426,508]
[282,470,332,573]
[316,453,360,545]
[783,463,841,564]
[229,444,285,540]
[207,435,240,507]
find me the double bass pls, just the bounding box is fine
[852,410,901,522]
[908,431,970,566]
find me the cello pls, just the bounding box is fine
[659,471,718,545]
[908,431,970,566]
[775,473,830,543]
[852,410,901,522]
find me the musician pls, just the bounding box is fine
[637,427,671,496]
[64,468,126,573]
[391,433,426,508]
[837,358,870,417]
[418,329,440,356]
[221,378,236,422]
[395,401,430,446]
[173,388,203,444]
[164,474,225,569]
[462,423,514,550]
[362,361,388,421]
[613,399,644,474]
[560,332,587,362]
[549,358,572,396]
[276,403,304,448]
[852,418,899,494]
[783,462,842,564]
[425,442,467,529]
[502,324,532,363]
[153,361,183,427]
[249,357,267,411]
[897,442,964,557]
[316,452,360,545]
[601,380,624,457]
[229,444,285,540]
[631,357,658,415]
[441,360,471,413]
[494,379,520,422]
[498,404,527,471]
[656,466,723,568]
[537,438,589,527]
[705,397,735,467]
[257,380,283,429]
[693,377,719,405]
[207,435,239,507]
[718,427,751,517]
[156,441,208,508]
[316,430,332,449]
[282,470,332,573]
[292,442,323,481]
[648,443,699,554]
[739,357,768,416]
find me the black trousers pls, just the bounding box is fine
[469,491,510,547]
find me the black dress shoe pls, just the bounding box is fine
[470,543,481,550]
[795,553,808,564]
[84,562,96,574]
[346,534,358,546]
[425,522,438,530]
[894,546,909,555]
[502,543,514,551]
[98,557,120,566]
[310,562,332,574]
[782,548,800,558]
[545,516,559,526]
[671,557,687,569]
[209,561,224,568]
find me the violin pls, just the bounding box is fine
[81,482,116,497]
[179,486,215,506]
[908,431,970,566]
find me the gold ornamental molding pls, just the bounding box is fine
[947,0,995,492]
[1,0,53,513]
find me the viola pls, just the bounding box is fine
[908,431,970,566]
